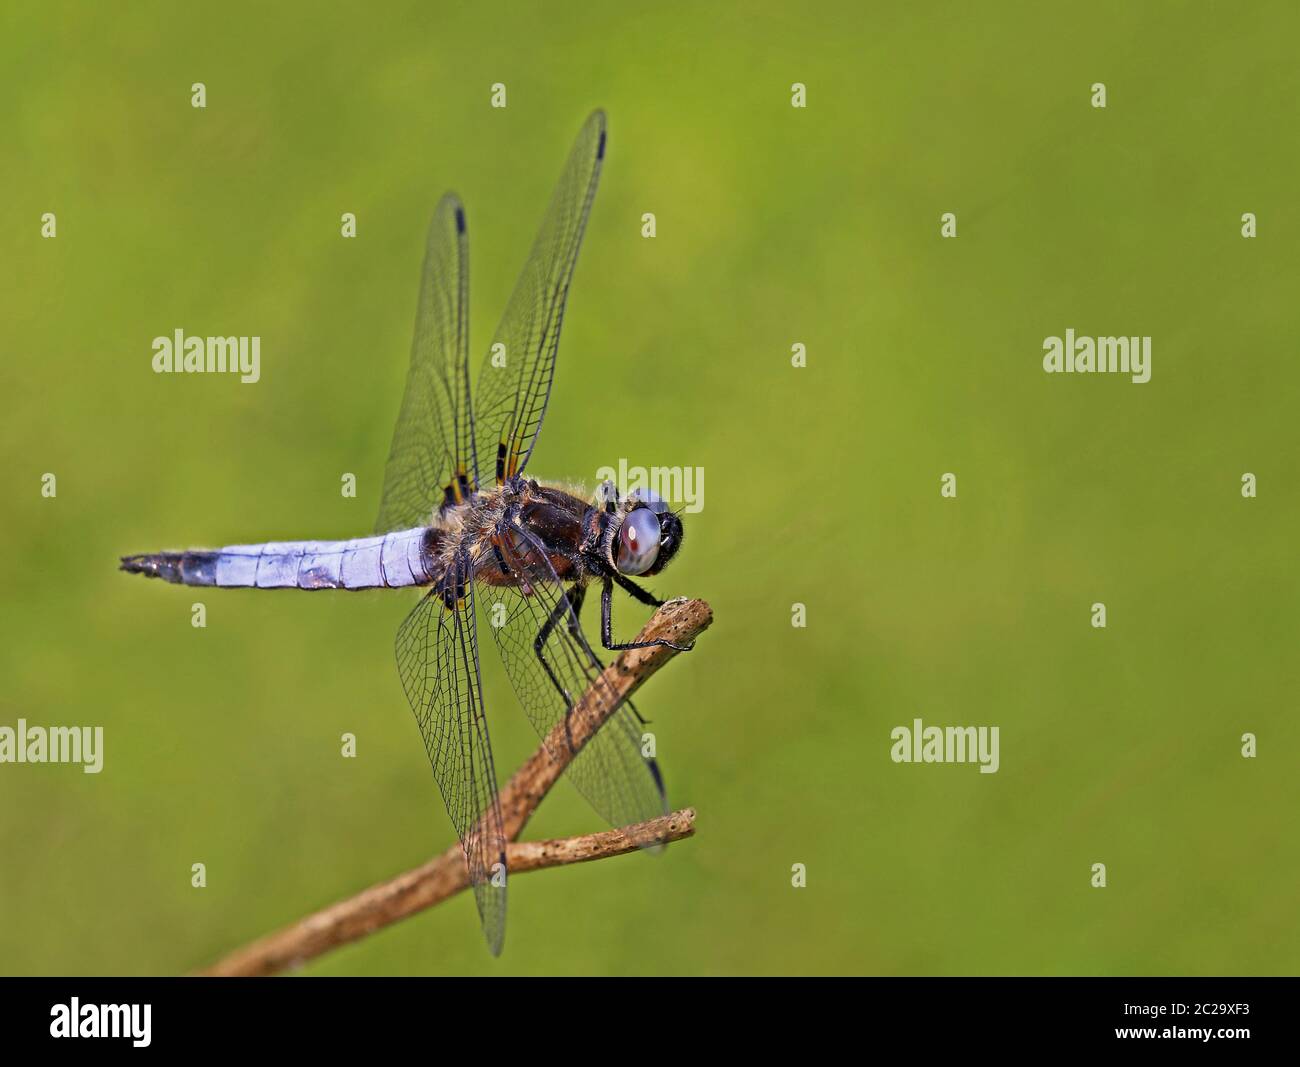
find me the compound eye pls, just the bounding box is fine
[616,508,661,575]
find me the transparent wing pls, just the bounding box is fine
[473,110,606,489]
[480,525,669,832]
[376,194,475,533]
[395,555,507,955]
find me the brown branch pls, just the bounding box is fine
[198,597,712,977]
[506,808,696,870]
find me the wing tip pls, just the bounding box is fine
[437,192,466,235]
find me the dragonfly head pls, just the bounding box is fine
[610,488,683,577]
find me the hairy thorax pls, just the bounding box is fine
[427,479,600,587]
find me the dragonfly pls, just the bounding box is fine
[121,110,693,954]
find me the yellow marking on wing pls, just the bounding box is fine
[506,436,524,479]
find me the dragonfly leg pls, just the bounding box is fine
[601,578,694,653]
[534,597,574,703]
[614,573,664,608]
[534,588,588,751]
[566,583,651,726]
[564,582,588,639]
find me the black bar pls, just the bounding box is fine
[0,977,1290,1054]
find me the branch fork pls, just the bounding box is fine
[200,597,712,976]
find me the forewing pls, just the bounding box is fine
[473,110,606,488]
[481,527,669,831]
[376,194,475,533]
[395,559,507,955]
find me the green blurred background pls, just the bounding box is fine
[2,1,1297,976]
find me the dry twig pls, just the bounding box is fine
[199,597,712,977]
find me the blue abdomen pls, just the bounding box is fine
[121,527,439,590]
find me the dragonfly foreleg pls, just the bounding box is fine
[601,577,695,653]
[613,573,664,608]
